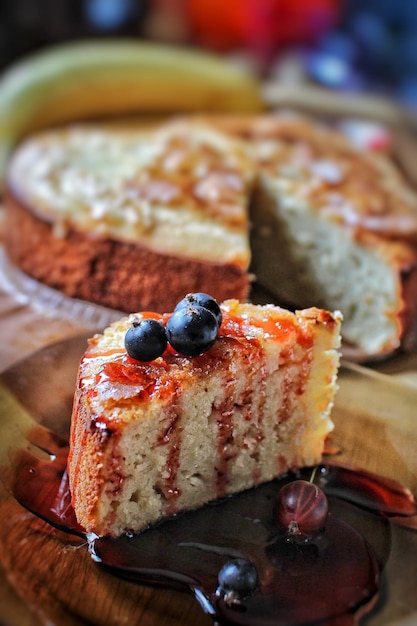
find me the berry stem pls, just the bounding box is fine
[309,466,318,484]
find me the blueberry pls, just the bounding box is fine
[217,558,259,604]
[124,318,167,362]
[174,293,222,327]
[166,304,219,356]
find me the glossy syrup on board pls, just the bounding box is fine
[11,426,417,626]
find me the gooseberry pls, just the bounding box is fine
[274,479,328,541]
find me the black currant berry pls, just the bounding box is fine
[124,318,167,362]
[217,558,259,605]
[174,293,222,327]
[274,479,329,541]
[166,304,219,356]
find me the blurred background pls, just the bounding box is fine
[0,0,416,108]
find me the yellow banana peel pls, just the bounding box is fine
[0,39,264,188]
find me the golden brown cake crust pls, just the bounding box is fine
[4,191,250,313]
[397,257,417,352]
[68,391,112,532]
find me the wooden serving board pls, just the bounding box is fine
[0,333,416,626]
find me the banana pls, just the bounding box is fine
[0,39,264,187]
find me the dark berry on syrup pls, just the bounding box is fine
[217,558,259,605]
[274,479,329,541]
[174,292,223,327]
[124,318,167,362]
[166,304,219,357]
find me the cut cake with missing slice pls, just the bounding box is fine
[6,113,417,358]
[68,299,342,537]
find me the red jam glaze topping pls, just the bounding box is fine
[80,306,315,440]
[84,309,310,392]
[78,305,316,505]
[219,309,313,349]
[85,306,311,368]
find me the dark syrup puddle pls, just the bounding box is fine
[11,428,417,626]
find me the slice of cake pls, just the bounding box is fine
[4,123,254,313]
[68,298,342,537]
